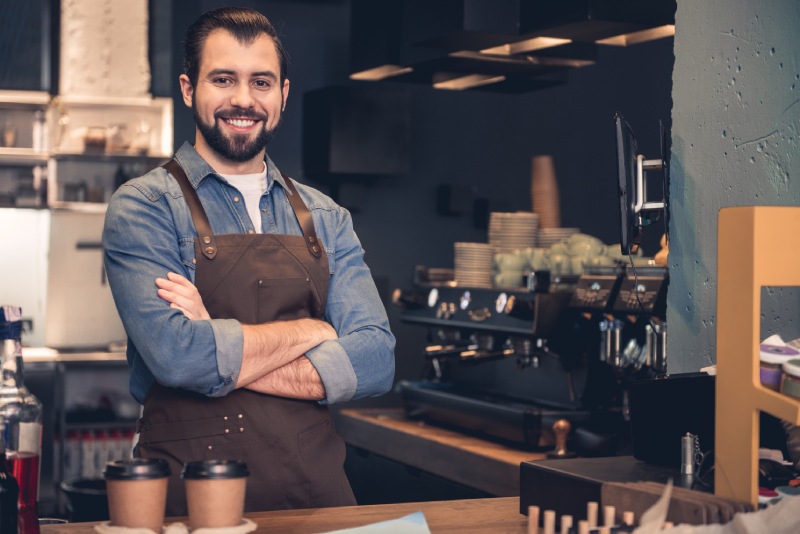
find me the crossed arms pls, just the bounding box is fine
[156,272,331,400]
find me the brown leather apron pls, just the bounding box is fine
[135,159,355,515]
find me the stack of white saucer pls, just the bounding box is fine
[454,242,495,288]
[488,212,539,252]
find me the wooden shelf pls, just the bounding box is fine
[336,408,545,497]
[0,90,50,108]
[51,150,170,162]
[0,147,49,164]
[715,206,800,506]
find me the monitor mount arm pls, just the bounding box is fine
[634,155,666,222]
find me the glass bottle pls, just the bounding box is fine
[0,431,19,533]
[0,305,42,534]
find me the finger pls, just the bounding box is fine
[158,288,193,309]
[157,279,198,301]
[170,302,197,320]
[157,288,179,304]
[167,271,195,288]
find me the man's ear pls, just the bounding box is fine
[281,78,290,112]
[179,74,194,108]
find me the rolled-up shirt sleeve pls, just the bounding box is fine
[305,206,395,404]
[103,177,242,400]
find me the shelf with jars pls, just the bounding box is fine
[0,90,51,208]
[0,90,173,209]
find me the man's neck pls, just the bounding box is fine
[193,134,266,175]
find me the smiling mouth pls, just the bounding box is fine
[223,118,258,128]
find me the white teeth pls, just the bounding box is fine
[226,119,256,128]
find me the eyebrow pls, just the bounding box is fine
[206,69,278,80]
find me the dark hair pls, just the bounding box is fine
[183,7,289,88]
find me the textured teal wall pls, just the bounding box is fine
[669,0,800,371]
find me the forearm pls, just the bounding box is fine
[243,356,325,400]
[236,318,336,388]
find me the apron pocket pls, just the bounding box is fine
[298,418,348,505]
[258,277,316,321]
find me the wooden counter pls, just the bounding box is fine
[41,497,527,533]
[335,408,545,496]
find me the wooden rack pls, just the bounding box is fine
[716,206,800,505]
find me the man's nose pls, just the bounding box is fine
[230,84,255,108]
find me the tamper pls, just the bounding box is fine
[546,419,577,459]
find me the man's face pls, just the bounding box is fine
[180,29,289,165]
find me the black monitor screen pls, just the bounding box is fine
[615,112,641,255]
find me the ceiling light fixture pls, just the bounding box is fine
[450,51,595,69]
[349,65,414,81]
[433,73,506,91]
[480,37,572,56]
[596,25,675,46]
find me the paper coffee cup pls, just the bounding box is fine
[182,460,249,529]
[103,459,171,533]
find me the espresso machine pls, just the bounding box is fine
[393,265,634,455]
[569,263,669,428]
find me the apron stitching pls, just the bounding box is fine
[272,236,327,312]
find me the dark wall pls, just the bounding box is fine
[164,0,674,408]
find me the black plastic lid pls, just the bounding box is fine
[103,459,171,480]
[181,460,249,480]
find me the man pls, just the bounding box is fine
[103,7,395,514]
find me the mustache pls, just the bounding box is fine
[215,109,269,121]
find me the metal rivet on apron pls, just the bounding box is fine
[305,278,310,282]
[224,429,230,434]
[311,245,319,253]
[233,196,240,202]
[259,280,263,286]
[308,236,316,244]
[208,445,213,450]
[192,258,196,264]
[239,428,244,433]
[203,236,211,244]
[224,416,228,421]
[248,230,255,234]
[205,246,214,254]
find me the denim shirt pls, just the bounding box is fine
[103,142,395,405]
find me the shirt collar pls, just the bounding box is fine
[173,141,291,194]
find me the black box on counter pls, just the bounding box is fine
[628,373,715,468]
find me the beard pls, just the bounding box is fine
[193,98,282,163]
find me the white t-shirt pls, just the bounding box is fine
[220,163,268,233]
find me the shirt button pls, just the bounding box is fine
[261,209,266,213]
[233,196,240,202]
[223,416,228,421]
[224,429,230,434]
[239,428,244,433]
[238,414,243,419]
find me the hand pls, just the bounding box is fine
[155,272,211,320]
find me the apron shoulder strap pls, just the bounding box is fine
[162,159,218,260]
[282,176,323,259]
